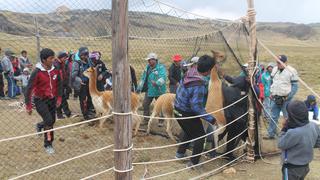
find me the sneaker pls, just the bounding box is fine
[45,145,55,154]
[186,161,200,170]
[175,152,187,159]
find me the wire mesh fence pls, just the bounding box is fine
[1,0,314,179]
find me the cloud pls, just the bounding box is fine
[191,7,242,20]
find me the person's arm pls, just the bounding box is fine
[223,75,235,84]
[56,73,63,107]
[278,130,300,150]
[168,65,178,85]
[313,104,319,120]
[13,75,22,81]
[136,68,147,92]
[190,85,215,123]
[25,69,38,114]
[71,61,79,81]
[155,65,166,86]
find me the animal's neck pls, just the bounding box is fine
[88,72,102,96]
[210,67,220,82]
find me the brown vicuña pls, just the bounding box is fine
[83,67,141,136]
[146,93,181,141]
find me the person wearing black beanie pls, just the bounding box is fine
[278,100,320,180]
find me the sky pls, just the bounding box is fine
[0,0,319,23]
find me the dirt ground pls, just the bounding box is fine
[0,96,320,180]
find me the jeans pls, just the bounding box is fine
[282,164,309,180]
[268,98,290,138]
[5,74,16,98]
[0,74,4,97]
[263,96,272,122]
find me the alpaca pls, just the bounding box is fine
[146,93,180,141]
[83,67,142,136]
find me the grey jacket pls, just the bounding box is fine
[278,122,320,165]
[1,56,14,74]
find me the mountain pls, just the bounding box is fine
[0,9,319,41]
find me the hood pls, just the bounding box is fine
[183,66,203,85]
[286,100,309,129]
[307,95,316,103]
[36,62,55,72]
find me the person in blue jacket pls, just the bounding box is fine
[304,95,319,120]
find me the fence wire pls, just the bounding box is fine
[0,0,263,179]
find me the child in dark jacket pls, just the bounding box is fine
[25,48,62,154]
[174,55,216,168]
[304,95,319,120]
[278,100,320,180]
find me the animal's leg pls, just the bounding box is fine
[165,115,175,141]
[100,109,111,128]
[146,112,156,134]
[133,112,141,137]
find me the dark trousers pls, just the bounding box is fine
[56,87,71,117]
[143,93,158,122]
[0,74,4,97]
[35,98,56,147]
[79,85,95,120]
[282,165,309,180]
[176,109,205,164]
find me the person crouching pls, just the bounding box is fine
[25,48,62,154]
[174,55,216,168]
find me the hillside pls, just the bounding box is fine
[0,8,319,40]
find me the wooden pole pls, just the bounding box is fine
[112,0,132,179]
[246,0,257,161]
[34,17,40,62]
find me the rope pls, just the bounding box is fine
[133,111,248,151]
[112,111,133,116]
[114,144,133,152]
[143,143,246,180]
[133,127,248,165]
[257,39,320,100]
[0,114,113,143]
[113,166,134,173]
[151,0,240,23]
[9,144,114,180]
[80,167,114,180]
[189,153,246,180]
[133,95,248,121]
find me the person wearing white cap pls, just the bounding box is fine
[137,52,167,124]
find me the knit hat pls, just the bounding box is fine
[267,62,275,68]
[78,47,89,56]
[23,68,30,73]
[172,54,182,62]
[58,51,68,59]
[145,53,157,60]
[286,100,309,129]
[89,52,101,61]
[184,56,199,67]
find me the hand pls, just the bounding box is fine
[98,74,103,81]
[151,81,157,87]
[281,119,288,132]
[80,80,85,85]
[56,97,62,107]
[26,104,32,115]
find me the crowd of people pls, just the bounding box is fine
[1,47,320,178]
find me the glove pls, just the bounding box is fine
[26,103,32,115]
[56,97,62,107]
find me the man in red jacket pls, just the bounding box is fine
[25,48,62,154]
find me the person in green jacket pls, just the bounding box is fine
[137,53,167,124]
[261,62,274,123]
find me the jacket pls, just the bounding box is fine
[168,63,182,85]
[174,66,214,123]
[137,62,167,97]
[25,63,62,108]
[1,56,14,74]
[54,59,68,87]
[93,59,111,91]
[270,66,298,97]
[71,52,91,91]
[278,122,320,166]
[305,95,319,120]
[14,74,30,87]
[261,71,272,97]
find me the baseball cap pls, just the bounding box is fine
[145,53,158,60]
[172,54,182,62]
[184,56,199,67]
